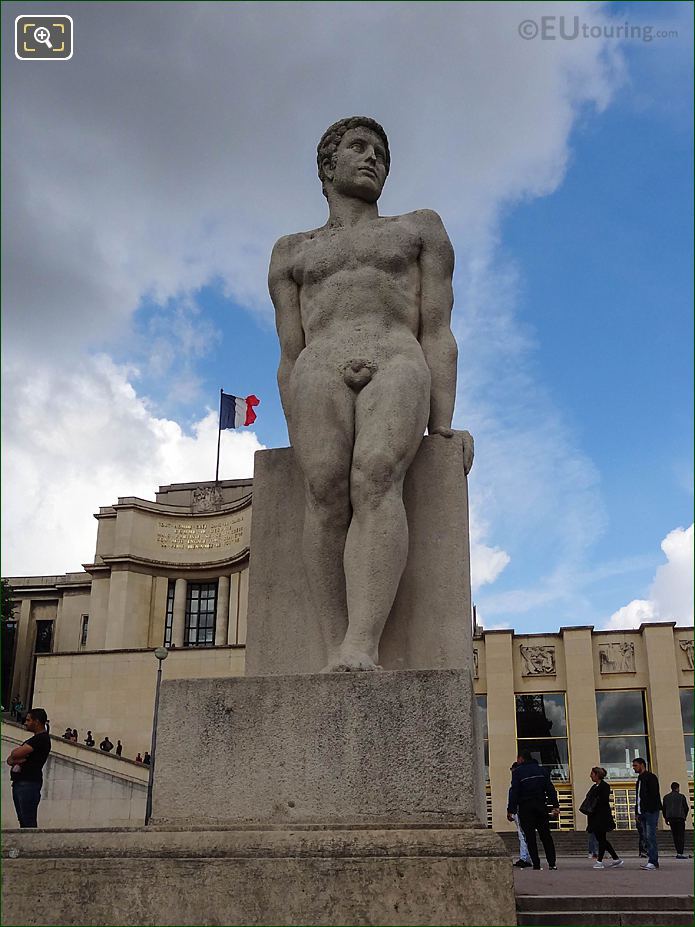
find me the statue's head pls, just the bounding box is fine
[317,116,390,203]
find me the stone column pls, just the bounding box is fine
[228,573,241,644]
[562,626,600,819]
[216,575,230,645]
[484,630,516,831]
[642,623,689,802]
[12,599,33,707]
[171,578,187,648]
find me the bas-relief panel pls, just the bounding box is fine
[191,485,223,513]
[598,640,636,674]
[519,645,556,676]
[679,639,694,671]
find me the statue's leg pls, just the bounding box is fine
[329,356,430,671]
[289,362,355,663]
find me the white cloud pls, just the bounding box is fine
[1,357,264,575]
[471,541,511,592]
[604,524,694,629]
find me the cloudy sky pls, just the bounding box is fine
[2,1,692,633]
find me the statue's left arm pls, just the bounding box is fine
[417,210,458,437]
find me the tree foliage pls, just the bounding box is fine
[1,579,16,625]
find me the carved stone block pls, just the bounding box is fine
[519,645,555,676]
[599,641,636,674]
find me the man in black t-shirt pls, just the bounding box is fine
[6,707,51,828]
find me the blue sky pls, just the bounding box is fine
[3,1,692,634]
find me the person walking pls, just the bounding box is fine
[632,757,662,870]
[507,750,560,871]
[115,740,123,757]
[85,731,95,747]
[587,833,599,860]
[580,767,623,869]
[663,782,690,859]
[509,762,532,867]
[5,707,51,828]
[99,736,114,753]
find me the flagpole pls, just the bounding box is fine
[215,388,223,483]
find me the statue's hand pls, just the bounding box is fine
[459,429,474,475]
[429,427,474,473]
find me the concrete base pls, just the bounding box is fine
[244,434,473,675]
[151,669,485,827]
[1,825,517,926]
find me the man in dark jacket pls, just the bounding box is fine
[632,757,662,869]
[663,781,690,859]
[507,750,560,870]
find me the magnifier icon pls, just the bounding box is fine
[34,26,53,49]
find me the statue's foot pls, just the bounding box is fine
[320,647,381,673]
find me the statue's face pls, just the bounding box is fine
[324,126,388,203]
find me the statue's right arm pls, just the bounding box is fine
[268,236,305,427]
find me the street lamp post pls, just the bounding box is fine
[145,646,169,825]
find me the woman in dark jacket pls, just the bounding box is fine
[582,767,624,869]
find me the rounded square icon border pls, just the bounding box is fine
[15,14,74,61]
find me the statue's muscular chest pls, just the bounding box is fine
[292,219,421,287]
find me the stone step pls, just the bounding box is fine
[517,911,693,926]
[500,830,694,855]
[516,895,694,912]
[516,894,694,927]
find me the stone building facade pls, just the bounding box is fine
[3,479,693,832]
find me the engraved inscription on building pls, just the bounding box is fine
[157,516,246,551]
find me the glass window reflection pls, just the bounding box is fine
[684,735,694,777]
[476,695,488,739]
[517,737,570,781]
[680,689,693,734]
[598,736,649,779]
[516,693,567,738]
[596,691,647,735]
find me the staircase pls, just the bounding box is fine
[499,830,694,856]
[516,894,694,926]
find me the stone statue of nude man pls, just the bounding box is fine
[269,116,470,673]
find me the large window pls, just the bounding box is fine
[680,689,693,778]
[79,615,89,648]
[34,620,54,654]
[184,582,218,646]
[596,690,649,779]
[164,580,175,647]
[476,695,489,782]
[516,693,569,781]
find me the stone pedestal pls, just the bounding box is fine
[244,434,473,675]
[151,669,485,827]
[1,826,517,926]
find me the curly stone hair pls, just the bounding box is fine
[317,116,391,193]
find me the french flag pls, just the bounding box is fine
[219,392,260,429]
